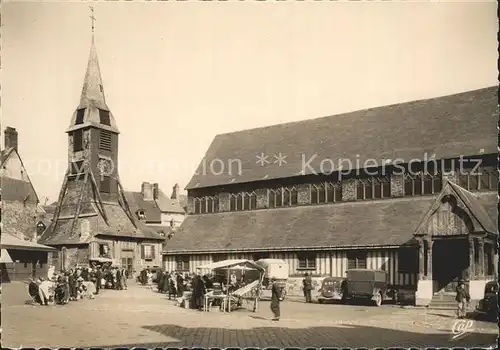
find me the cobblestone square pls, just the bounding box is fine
[2,283,497,348]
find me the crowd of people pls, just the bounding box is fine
[143,268,250,310]
[28,264,129,306]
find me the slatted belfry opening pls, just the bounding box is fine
[99,130,112,151]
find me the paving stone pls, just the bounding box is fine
[2,283,497,348]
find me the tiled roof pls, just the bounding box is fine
[0,147,14,167]
[1,177,38,203]
[186,86,497,189]
[40,201,164,245]
[164,191,497,254]
[124,192,162,223]
[155,190,186,214]
[164,197,431,254]
[447,183,497,234]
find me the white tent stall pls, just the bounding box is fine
[197,259,265,312]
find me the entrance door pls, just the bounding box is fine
[432,239,469,293]
[121,257,133,278]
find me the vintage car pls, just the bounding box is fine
[344,269,388,307]
[317,276,347,304]
[475,281,498,321]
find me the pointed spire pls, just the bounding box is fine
[79,8,108,111]
[79,34,108,111]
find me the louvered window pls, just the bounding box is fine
[99,130,112,151]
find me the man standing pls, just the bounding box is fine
[270,277,281,321]
[455,280,471,319]
[302,273,313,303]
[95,266,102,295]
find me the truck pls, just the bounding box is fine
[255,259,289,301]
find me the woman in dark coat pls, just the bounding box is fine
[270,278,280,321]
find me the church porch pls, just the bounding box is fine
[414,182,498,306]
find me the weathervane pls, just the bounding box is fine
[89,6,96,33]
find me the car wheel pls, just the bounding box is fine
[374,292,382,307]
[318,299,324,304]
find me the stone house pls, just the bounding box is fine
[163,86,498,305]
[125,182,186,234]
[38,35,164,276]
[0,127,55,282]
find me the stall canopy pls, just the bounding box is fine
[1,233,55,252]
[197,259,265,272]
[0,249,13,263]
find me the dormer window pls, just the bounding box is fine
[75,108,86,125]
[99,109,111,126]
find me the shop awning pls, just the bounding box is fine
[197,259,264,272]
[0,249,13,263]
[1,234,56,252]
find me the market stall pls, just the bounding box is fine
[196,259,265,312]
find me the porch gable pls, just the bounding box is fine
[413,181,496,237]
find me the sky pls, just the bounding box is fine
[2,1,497,204]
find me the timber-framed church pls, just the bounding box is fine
[163,86,498,305]
[39,35,164,275]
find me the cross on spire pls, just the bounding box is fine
[89,6,96,33]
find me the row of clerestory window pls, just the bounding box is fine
[192,166,498,214]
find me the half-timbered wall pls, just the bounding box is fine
[163,248,418,288]
[89,238,162,274]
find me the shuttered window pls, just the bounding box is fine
[73,130,83,152]
[347,251,367,269]
[141,244,155,260]
[99,130,112,151]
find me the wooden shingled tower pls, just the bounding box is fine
[39,25,162,251]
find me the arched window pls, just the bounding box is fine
[268,188,284,208]
[326,181,342,203]
[243,192,257,210]
[405,171,441,197]
[206,195,219,213]
[230,193,244,211]
[283,186,298,206]
[194,198,202,214]
[357,176,391,200]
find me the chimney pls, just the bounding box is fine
[171,183,180,200]
[141,182,153,201]
[152,183,159,200]
[4,127,18,152]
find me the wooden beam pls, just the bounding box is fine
[477,238,485,278]
[88,169,109,225]
[468,237,475,280]
[115,175,137,229]
[50,169,70,228]
[69,172,89,239]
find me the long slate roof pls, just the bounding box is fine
[163,191,497,254]
[186,86,497,190]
